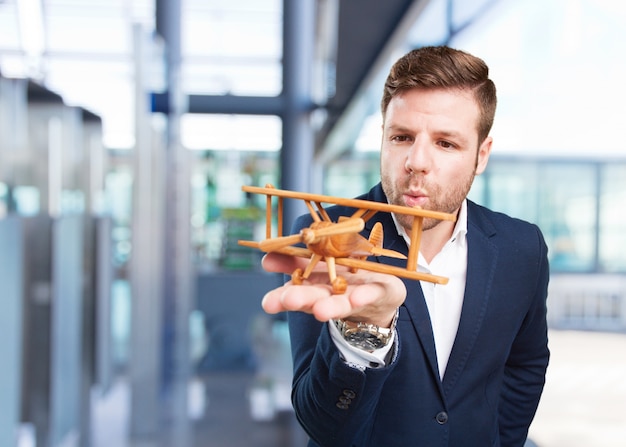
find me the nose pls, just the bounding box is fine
[405,139,432,175]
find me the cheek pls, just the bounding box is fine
[435,158,472,183]
[379,150,391,172]
[380,148,404,171]
[451,153,478,174]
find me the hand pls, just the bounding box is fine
[261,252,406,327]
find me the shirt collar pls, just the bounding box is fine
[450,199,468,244]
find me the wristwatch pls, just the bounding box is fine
[335,309,399,352]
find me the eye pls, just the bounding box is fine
[391,135,412,143]
[437,140,456,150]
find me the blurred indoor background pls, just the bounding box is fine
[1,0,625,446]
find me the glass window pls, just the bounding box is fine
[182,0,282,97]
[481,161,539,222]
[181,114,282,152]
[0,182,7,218]
[537,163,597,272]
[467,173,485,204]
[480,159,601,273]
[324,156,379,199]
[599,163,626,273]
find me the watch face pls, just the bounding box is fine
[345,331,385,351]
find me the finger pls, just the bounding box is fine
[261,280,329,315]
[261,285,290,314]
[261,252,302,274]
[278,283,332,313]
[349,276,406,309]
[311,293,353,322]
[263,282,354,322]
[347,282,387,308]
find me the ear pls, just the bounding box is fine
[475,136,492,175]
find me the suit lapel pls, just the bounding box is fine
[363,187,499,396]
[442,206,498,394]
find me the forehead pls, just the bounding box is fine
[383,89,480,137]
[385,88,480,125]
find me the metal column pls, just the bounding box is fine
[281,0,317,230]
[158,0,194,444]
[0,217,24,447]
[129,24,164,439]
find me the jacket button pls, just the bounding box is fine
[336,389,356,409]
[336,401,349,410]
[435,411,448,424]
[342,389,356,399]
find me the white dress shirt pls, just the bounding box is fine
[330,200,469,379]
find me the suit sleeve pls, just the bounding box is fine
[499,225,550,447]
[286,214,397,446]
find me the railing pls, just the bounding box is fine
[547,274,626,332]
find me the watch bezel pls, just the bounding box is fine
[335,309,398,352]
[343,329,388,351]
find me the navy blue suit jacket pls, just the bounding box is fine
[287,183,550,447]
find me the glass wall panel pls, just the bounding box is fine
[324,156,380,199]
[322,157,626,276]
[536,163,597,272]
[467,173,485,205]
[481,161,539,222]
[599,163,626,273]
[471,160,598,271]
[0,182,7,217]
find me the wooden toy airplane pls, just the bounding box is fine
[238,184,457,294]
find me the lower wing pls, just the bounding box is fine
[238,240,448,285]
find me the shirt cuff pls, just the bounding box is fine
[328,320,396,370]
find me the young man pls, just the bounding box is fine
[261,46,550,447]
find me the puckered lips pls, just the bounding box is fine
[403,190,428,208]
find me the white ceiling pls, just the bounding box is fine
[2,0,626,158]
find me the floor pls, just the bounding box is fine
[527,329,626,447]
[89,329,626,447]
[196,372,308,447]
[91,371,309,447]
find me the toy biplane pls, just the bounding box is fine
[238,184,457,294]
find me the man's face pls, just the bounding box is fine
[380,88,492,232]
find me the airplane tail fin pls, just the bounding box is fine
[369,222,406,259]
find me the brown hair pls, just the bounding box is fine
[381,46,497,143]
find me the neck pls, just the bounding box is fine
[419,219,456,263]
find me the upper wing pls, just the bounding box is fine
[242,185,456,222]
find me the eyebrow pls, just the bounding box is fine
[435,129,465,140]
[385,124,466,140]
[383,124,411,133]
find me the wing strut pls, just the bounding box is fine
[406,215,423,272]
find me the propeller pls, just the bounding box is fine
[258,233,303,252]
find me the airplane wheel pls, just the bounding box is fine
[292,268,304,285]
[332,276,347,294]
